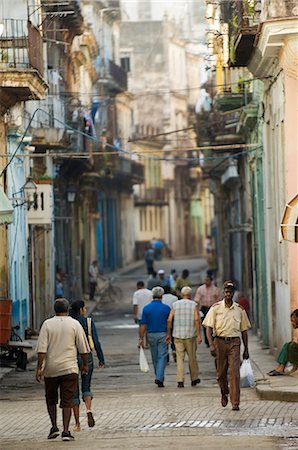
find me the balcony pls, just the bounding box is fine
[41,0,83,36]
[215,80,252,112]
[0,20,47,113]
[135,186,167,206]
[229,0,259,66]
[99,60,127,94]
[29,95,69,149]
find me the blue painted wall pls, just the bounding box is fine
[7,130,29,337]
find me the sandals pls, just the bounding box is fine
[267,370,284,376]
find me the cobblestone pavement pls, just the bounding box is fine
[1,257,298,450]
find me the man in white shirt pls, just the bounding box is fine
[36,298,90,441]
[162,285,178,308]
[133,281,153,347]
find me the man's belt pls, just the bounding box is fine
[216,336,240,342]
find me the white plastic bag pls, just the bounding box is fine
[139,347,150,373]
[240,358,255,388]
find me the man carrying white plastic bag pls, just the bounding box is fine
[240,359,255,387]
[139,347,150,373]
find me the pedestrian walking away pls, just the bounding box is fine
[89,260,99,301]
[35,298,90,442]
[144,247,155,274]
[166,286,202,387]
[139,286,171,387]
[174,269,191,295]
[69,300,105,431]
[203,280,251,411]
[268,309,298,376]
[132,281,153,348]
[194,275,220,346]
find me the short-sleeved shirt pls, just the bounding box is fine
[132,288,153,320]
[141,300,170,333]
[36,316,90,377]
[194,284,220,308]
[162,293,178,309]
[172,299,197,339]
[202,299,251,338]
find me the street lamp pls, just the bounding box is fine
[66,185,77,203]
[12,178,38,210]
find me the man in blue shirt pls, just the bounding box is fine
[139,286,171,387]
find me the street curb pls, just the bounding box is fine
[256,383,298,402]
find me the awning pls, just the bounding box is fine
[280,194,298,243]
[0,186,13,225]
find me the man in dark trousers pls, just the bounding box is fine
[139,286,170,387]
[203,280,251,411]
[35,298,90,441]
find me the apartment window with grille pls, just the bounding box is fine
[121,57,130,73]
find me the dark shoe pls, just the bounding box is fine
[232,405,240,411]
[87,411,95,427]
[177,382,184,388]
[48,426,59,440]
[221,395,228,407]
[154,379,164,387]
[267,370,284,376]
[61,431,75,441]
[191,378,201,386]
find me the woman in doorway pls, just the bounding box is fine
[70,300,105,430]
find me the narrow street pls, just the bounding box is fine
[0,258,297,450]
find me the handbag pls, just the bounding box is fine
[87,317,95,351]
[240,358,255,387]
[139,347,150,372]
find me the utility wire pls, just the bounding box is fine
[0,108,262,174]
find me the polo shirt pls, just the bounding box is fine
[36,316,90,377]
[141,300,171,333]
[202,299,251,338]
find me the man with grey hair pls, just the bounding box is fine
[139,286,171,387]
[35,298,90,441]
[166,286,202,388]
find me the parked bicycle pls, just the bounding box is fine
[96,274,122,304]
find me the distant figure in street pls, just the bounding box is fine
[168,269,178,289]
[268,309,298,376]
[147,270,159,290]
[88,260,99,301]
[55,266,65,298]
[204,235,212,254]
[194,276,220,346]
[132,281,153,347]
[139,286,171,387]
[156,269,168,288]
[162,285,178,362]
[35,298,89,442]
[154,239,164,260]
[203,281,251,411]
[174,269,191,295]
[207,250,218,282]
[237,293,250,318]
[69,300,105,431]
[162,285,178,309]
[144,247,155,274]
[166,287,202,388]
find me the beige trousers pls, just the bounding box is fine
[174,337,199,382]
